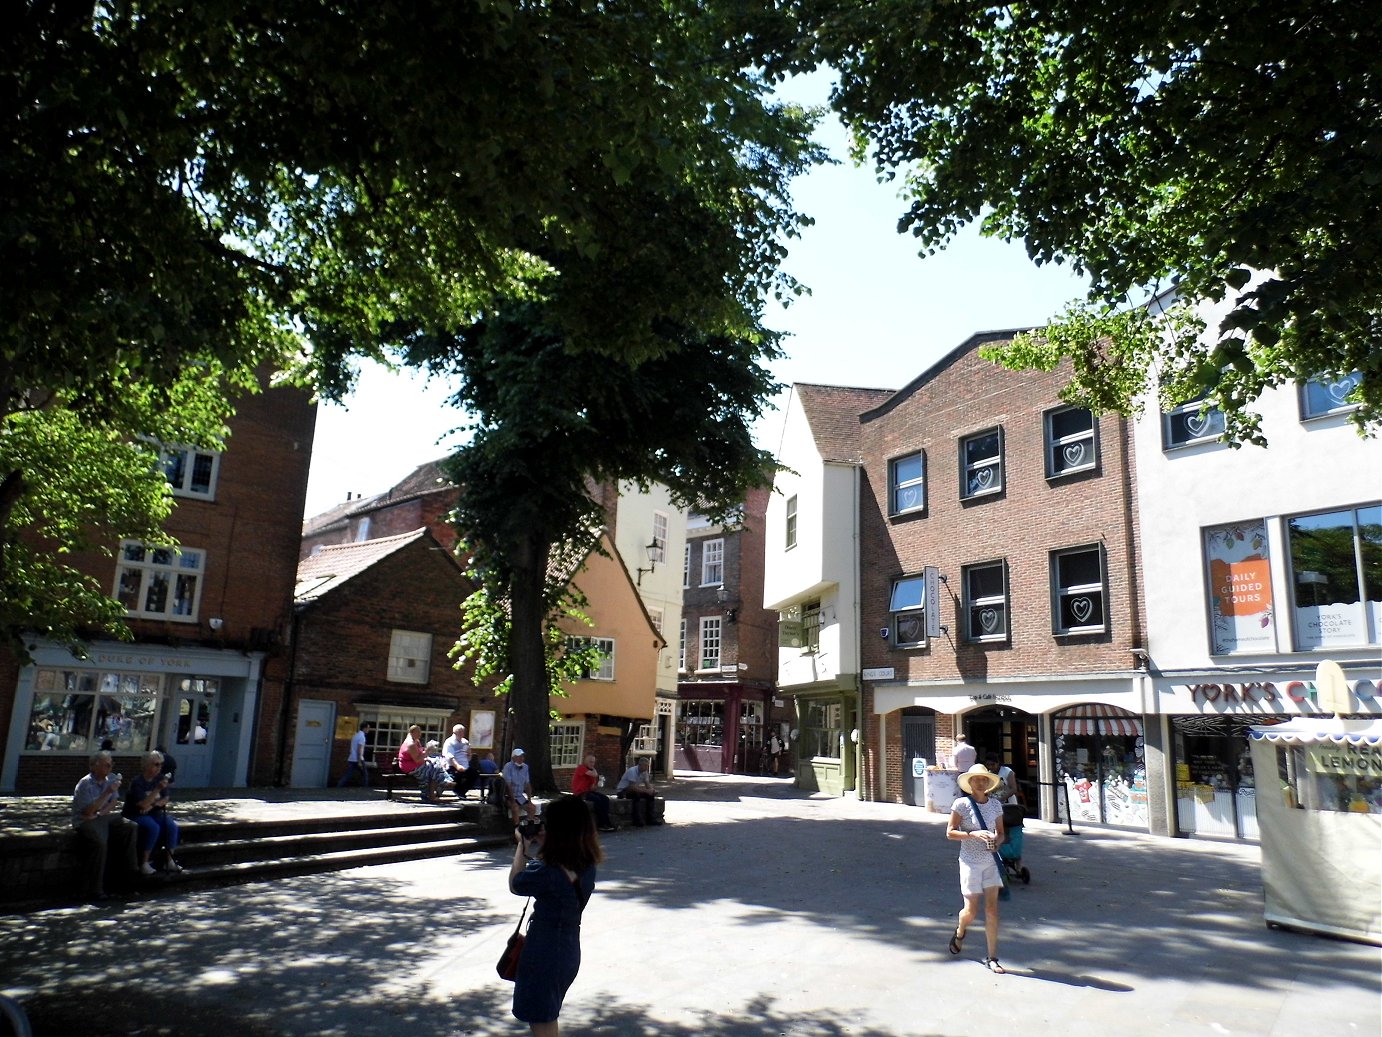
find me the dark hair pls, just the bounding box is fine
[539,795,604,872]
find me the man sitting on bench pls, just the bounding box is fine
[442,724,481,799]
[616,755,660,827]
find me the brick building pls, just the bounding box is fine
[675,487,788,776]
[1,381,316,792]
[855,333,1146,825]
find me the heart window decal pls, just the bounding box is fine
[1062,443,1086,467]
[979,608,1000,633]
[972,468,994,491]
[1184,413,1209,437]
[898,487,920,509]
[1328,374,1360,403]
[1070,596,1094,624]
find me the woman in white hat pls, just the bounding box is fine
[945,763,1008,973]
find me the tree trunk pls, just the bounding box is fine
[507,533,557,793]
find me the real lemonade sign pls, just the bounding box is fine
[1306,743,1382,778]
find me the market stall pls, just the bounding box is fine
[1248,717,1382,944]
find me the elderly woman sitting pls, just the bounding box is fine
[122,750,182,875]
[397,725,452,803]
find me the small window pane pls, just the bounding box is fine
[889,577,924,611]
[1301,372,1362,419]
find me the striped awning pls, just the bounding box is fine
[1054,704,1143,738]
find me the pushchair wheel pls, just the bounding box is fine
[1019,866,1031,884]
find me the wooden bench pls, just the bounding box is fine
[373,751,499,802]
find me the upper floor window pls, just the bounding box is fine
[387,630,433,683]
[1051,545,1107,635]
[960,429,1003,499]
[1287,504,1381,649]
[1045,407,1098,478]
[1300,372,1362,421]
[115,542,205,621]
[1163,398,1225,449]
[801,599,822,653]
[701,538,724,585]
[699,616,722,670]
[678,618,687,672]
[647,606,664,635]
[964,560,1009,642]
[160,445,220,500]
[683,544,691,587]
[785,495,798,550]
[651,512,669,563]
[890,451,926,515]
[550,720,585,768]
[567,636,616,680]
[890,575,926,648]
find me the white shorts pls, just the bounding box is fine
[959,854,1002,896]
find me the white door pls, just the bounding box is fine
[290,700,335,788]
[165,686,218,787]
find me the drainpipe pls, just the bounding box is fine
[274,606,303,787]
[851,463,864,799]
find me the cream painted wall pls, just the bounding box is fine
[614,482,686,697]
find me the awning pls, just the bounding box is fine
[1249,717,1382,747]
[1054,703,1143,738]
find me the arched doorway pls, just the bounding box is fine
[964,705,1038,815]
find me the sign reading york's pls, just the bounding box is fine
[1179,679,1379,712]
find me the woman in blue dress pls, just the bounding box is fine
[509,794,603,1036]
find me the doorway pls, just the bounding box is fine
[901,713,936,806]
[290,699,336,788]
[966,706,1039,816]
[164,678,219,787]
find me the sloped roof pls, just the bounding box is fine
[294,527,432,603]
[794,383,896,462]
[859,329,1031,423]
[301,456,458,536]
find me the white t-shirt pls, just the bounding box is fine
[951,795,1004,864]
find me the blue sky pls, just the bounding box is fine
[302,81,1088,519]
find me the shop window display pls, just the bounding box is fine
[1172,715,1287,839]
[24,668,161,754]
[1054,706,1147,828]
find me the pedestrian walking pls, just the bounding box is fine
[945,763,1008,973]
[337,721,371,788]
[508,795,603,1037]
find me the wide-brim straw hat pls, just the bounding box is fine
[958,763,999,795]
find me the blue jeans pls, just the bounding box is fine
[337,760,369,787]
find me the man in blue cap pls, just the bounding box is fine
[501,747,537,827]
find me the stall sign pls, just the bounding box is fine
[1306,744,1382,778]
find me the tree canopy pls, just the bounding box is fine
[4,1,821,654]
[812,0,1381,438]
[429,302,781,789]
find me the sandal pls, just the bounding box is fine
[982,958,1006,974]
[948,928,966,955]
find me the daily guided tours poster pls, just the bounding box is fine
[1205,521,1277,655]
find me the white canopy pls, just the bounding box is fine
[1249,717,1382,747]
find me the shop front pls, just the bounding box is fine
[2,640,265,793]
[674,682,777,775]
[1154,673,1381,841]
[1053,704,1149,829]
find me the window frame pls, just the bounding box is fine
[963,560,1010,643]
[683,544,691,588]
[1044,406,1099,478]
[387,629,434,684]
[889,574,927,648]
[1162,398,1226,449]
[1285,503,1381,649]
[651,511,669,563]
[157,443,221,501]
[1050,544,1108,636]
[785,494,798,550]
[678,618,687,673]
[550,720,585,768]
[959,428,1004,500]
[1299,372,1363,421]
[801,599,822,653]
[698,615,723,671]
[114,541,206,622]
[700,538,724,586]
[888,450,927,516]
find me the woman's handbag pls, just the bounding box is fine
[496,898,530,981]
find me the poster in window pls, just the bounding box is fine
[469,709,496,750]
[1204,521,1277,654]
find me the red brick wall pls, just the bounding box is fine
[857,343,1142,801]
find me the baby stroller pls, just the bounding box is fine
[999,803,1031,884]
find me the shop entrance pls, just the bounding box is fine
[1171,715,1287,839]
[1053,704,1147,828]
[965,706,1039,816]
[900,712,935,806]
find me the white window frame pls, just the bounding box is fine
[1300,372,1362,421]
[889,451,926,515]
[785,494,798,550]
[801,599,822,653]
[159,444,221,500]
[632,722,658,756]
[590,637,615,680]
[550,720,585,768]
[698,615,722,671]
[889,575,926,648]
[963,560,1009,643]
[647,606,664,635]
[387,630,433,684]
[701,538,724,586]
[1044,406,1098,478]
[1162,398,1225,449]
[959,428,1004,499]
[651,511,669,563]
[683,544,691,587]
[115,541,206,622]
[678,618,687,672]
[1051,545,1107,635]
[355,704,452,762]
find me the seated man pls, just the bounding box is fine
[615,755,660,827]
[441,723,481,799]
[572,753,616,832]
[474,751,499,803]
[71,751,138,899]
[501,748,538,826]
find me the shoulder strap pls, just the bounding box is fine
[965,795,990,830]
[511,897,530,936]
